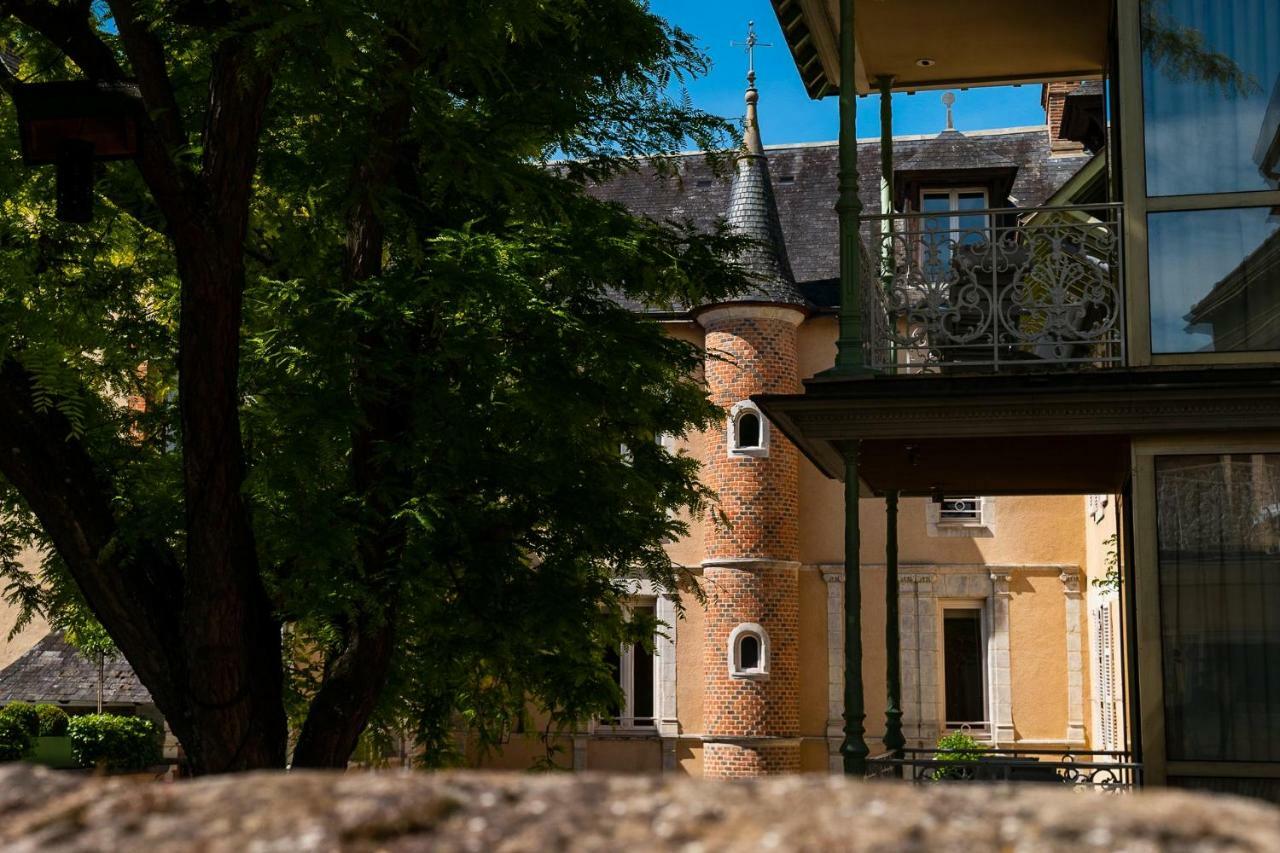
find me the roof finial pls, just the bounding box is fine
[732,21,772,155]
[731,20,771,89]
[942,91,956,132]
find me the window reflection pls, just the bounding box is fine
[1148,207,1280,353]
[1157,454,1280,762]
[1142,0,1280,196]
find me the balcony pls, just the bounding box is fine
[867,747,1143,792]
[861,203,1124,374]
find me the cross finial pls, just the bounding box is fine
[731,20,772,88]
[942,91,956,131]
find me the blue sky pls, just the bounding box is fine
[650,0,1046,146]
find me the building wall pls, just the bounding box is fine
[475,315,1099,774]
[0,547,50,671]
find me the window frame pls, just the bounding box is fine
[926,496,996,538]
[1117,0,1280,366]
[728,401,770,458]
[727,622,771,680]
[939,601,991,732]
[1131,433,1280,786]
[596,599,659,733]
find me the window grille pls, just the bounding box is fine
[939,496,983,523]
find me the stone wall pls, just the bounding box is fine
[2,765,1277,851]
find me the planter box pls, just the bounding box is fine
[31,736,78,769]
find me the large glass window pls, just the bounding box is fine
[920,189,988,281]
[602,602,656,728]
[1148,207,1280,353]
[1156,454,1280,762]
[1142,0,1280,197]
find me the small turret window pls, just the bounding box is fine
[728,623,770,679]
[737,413,761,448]
[729,402,769,458]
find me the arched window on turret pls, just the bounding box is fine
[729,401,769,458]
[728,623,770,680]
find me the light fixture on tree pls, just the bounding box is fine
[10,80,143,223]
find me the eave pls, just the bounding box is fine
[755,366,1280,495]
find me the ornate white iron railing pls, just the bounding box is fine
[860,204,1124,373]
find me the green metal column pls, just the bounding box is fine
[841,445,869,774]
[877,75,895,373]
[883,491,905,766]
[878,76,894,231]
[833,0,866,374]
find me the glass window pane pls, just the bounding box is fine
[632,643,654,723]
[1147,207,1280,353]
[1156,454,1280,762]
[739,635,760,670]
[921,193,952,213]
[1142,0,1280,196]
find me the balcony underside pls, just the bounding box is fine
[774,0,1110,98]
[755,366,1280,494]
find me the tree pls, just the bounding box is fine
[0,0,746,773]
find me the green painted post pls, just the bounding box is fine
[833,0,868,375]
[841,444,869,775]
[883,490,905,769]
[877,75,895,373]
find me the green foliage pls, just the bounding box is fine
[1091,533,1122,592]
[931,731,987,780]
[0,713,33,761]
[67,714,161,771]
[35,703,69,737]
[0,0,751,767]
[0,701,39,737]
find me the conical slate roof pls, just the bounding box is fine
[713,82,809,310]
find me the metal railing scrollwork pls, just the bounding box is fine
[860,204,1124,373]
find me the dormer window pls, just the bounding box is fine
[729,402,769,458]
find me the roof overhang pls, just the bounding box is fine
[772,0,1111,98]
[755,366,1280,496]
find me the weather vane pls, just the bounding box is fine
[731,21,772,87]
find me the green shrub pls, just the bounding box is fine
[67,714,161,771]
[35,704,69,737]
[931,730,987,780]
[0,702,39,737]
[0,714,33,762]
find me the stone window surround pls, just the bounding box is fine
[727,622,771,680]
[925,496,997,538]
[577,580,680,772]
[728,400,770,458]
[819,563,1085,772]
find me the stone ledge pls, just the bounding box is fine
[1,764,1278,851]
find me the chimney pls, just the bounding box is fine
[1042,81,1085,153]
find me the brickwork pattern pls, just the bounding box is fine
[702,564,800,738]
[702,314,802,563]
[700,310,803,780]
[703,741,801,778]
[1043,81,1085,153]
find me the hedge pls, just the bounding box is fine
[35,704,69,737]
[0,714,32,762]
[67,714,161,771]
[0,702,40,737]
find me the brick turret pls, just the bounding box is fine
[696,71,807,778]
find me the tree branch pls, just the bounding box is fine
[0,357,190,738]
[105,0,188,151]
